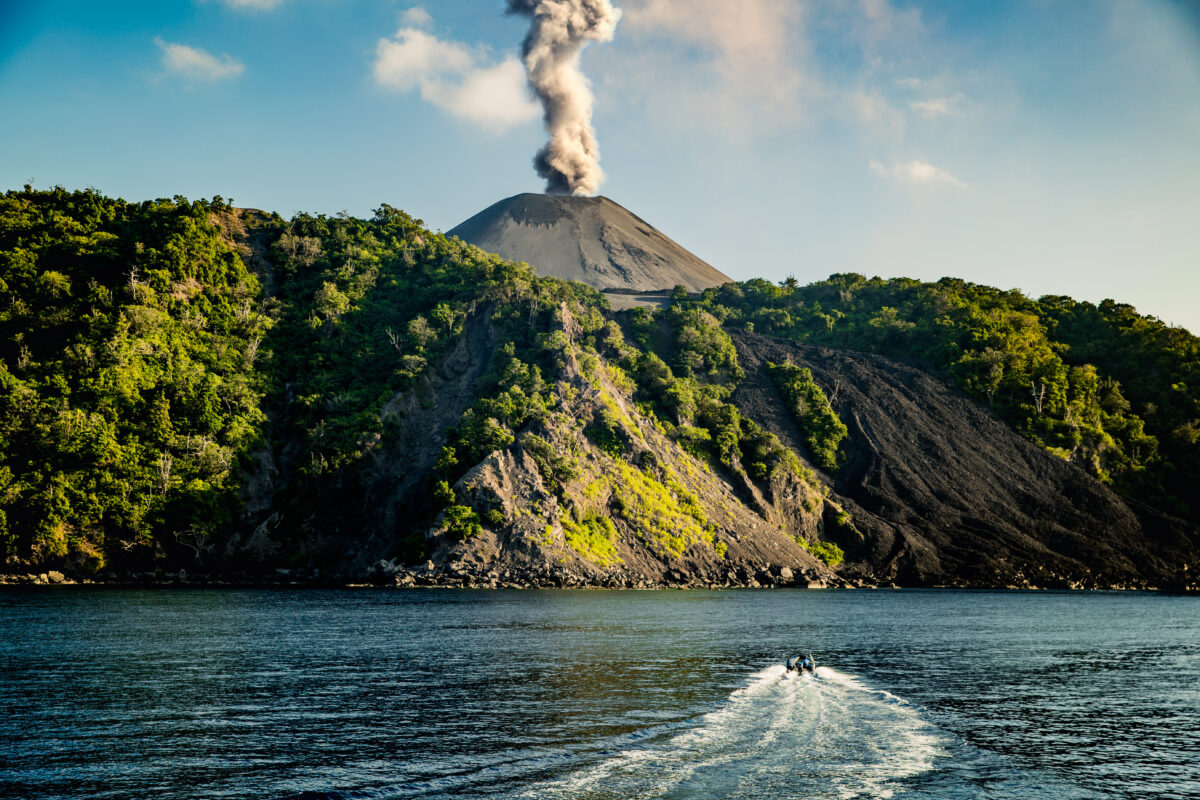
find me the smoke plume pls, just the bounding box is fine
[506,0,621,196]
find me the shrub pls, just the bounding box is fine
[768,362,848,472]
[675,424,713,460]
[610,462,713,558]
[561,512,622,567]
[442,504,482,539]
[809,540,845,567]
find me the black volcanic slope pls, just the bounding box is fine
[448,193,732,293]
[730,330,1197,588]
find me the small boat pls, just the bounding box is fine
[786,653,816,673]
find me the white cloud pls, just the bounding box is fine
[854,0,925,50]
[870,159,965,187]
[374,29,472,92]
[401,7,433,28]
[625,0,803,68]
[155,38,244,81]
[220,0,283,9]
[373,27,539,132]
[431,59,541,130]
[910,94,965,118]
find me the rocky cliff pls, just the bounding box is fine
[730,332,1195,588]
[221,302,1195,591]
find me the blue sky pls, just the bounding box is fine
[2,0,1198,331]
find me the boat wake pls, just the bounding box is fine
[280,665,945,800]
[518,664,946,800]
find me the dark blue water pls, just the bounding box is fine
[1,589,1197,800]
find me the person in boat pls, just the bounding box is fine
[786,653,816,673]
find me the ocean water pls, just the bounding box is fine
[0,588,1197,800]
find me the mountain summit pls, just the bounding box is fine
[448,193,731,293]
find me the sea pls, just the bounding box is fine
[1,588,1197,800]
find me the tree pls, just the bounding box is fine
[431,302,456,335]
[313,282,350,322]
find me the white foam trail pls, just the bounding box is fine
[520,663,946,799]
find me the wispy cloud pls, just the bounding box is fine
[217,0,284,10]
[373,27,538,132]
[847,89,906,137]
[625,0,803,71]
[604,0,941,139]
[910,93,964,118]
[870,159,965,187]
[612,0,814,135]
[155,38,244,81]
[853,0,925,52]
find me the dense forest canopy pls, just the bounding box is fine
[1,187,1196,573]
[0,187,268,568]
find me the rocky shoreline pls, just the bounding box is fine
[2,562,1190,593]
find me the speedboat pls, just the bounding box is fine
[786,653,816,673]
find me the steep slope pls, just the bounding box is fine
[3,188,1196,590]
[448,193,731,293]
[409,307,838,589]
[230,301,841,589]
[730,331,1198,588]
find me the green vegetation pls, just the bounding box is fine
[612,298,810,486]
[684,274,1200,523]
[522,434,580,496]
[768,362,848,472]
[0,186,612,568]
[561,511,621,567]
[583,407,626,457]
[808,540,845,567]
[262,201,608,555]
[609,460,715,558]
[441,504,482,539]
[0,187,268,568]
[3,187,1195,574]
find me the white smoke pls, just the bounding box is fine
[506,0,622,196]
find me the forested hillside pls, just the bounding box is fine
[1,187,1196,586]
[0,188,269,569]
[686,276,1199,523]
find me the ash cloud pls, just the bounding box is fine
[507,0,621,196]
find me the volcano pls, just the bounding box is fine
[448,194,731,296]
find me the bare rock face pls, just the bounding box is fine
[730,330,1198,589]
[448,193,731,293]
[422,305,837,589]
